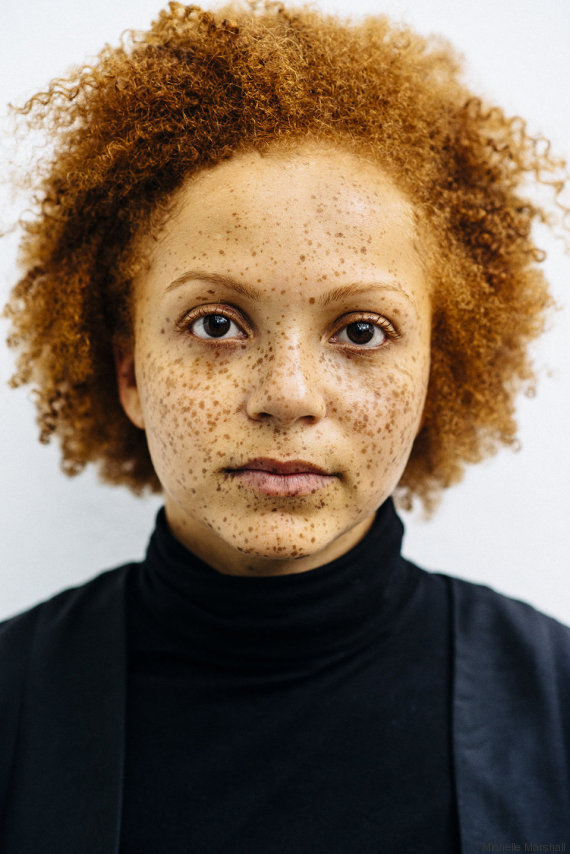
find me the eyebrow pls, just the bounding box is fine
[166,270,262,301]
[166,269,415,308]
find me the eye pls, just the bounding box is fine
[183,308,247,341]
[332,315,398,349]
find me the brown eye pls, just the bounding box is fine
[336,320,388,348]
[189,313,244,340]
[346,321,375,344]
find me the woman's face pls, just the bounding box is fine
[117,145,432,575]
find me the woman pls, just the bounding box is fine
[1,3,569,851]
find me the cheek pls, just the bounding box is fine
[337,364,427,485]
[137,349,239,461]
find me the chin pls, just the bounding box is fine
[233,538,319,562]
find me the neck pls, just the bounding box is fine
[137,498,410,671]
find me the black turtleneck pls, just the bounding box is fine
[119,499,459,852]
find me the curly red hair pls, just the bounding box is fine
[3,1,568,513]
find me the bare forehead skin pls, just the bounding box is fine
[184,146,411,228]
[140,144,429,318]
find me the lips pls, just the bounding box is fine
[231,458,332,476]
[226,458,337,497]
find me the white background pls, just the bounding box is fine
[1,0,569,623]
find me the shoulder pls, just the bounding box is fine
[0,566,133,834]
[0,564,134,809]
[0,564,133,680]
[445,572,570,662]
[0,562,133,626]
[442,573,570,743]
[410,566,570,695]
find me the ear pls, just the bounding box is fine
[114,340,145,430]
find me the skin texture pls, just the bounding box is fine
[117,146,431,575]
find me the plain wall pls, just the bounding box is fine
[1,0,569,623]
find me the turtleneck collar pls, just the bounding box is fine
[132,498,415,673]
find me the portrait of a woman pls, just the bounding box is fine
[1,1,569,851]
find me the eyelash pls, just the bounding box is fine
[330,312,400,349]
[176,304,400,349]
[179,305,248,341]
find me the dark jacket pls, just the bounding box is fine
[1,565,569,853]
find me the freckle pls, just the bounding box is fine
[299,255,305,262]
[309,297,315,304]
[360,246,367,254]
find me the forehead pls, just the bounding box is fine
[187,145,410,213]
[136,144,430,311]
[173,146,414,241]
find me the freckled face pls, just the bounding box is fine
[118,147,432,576]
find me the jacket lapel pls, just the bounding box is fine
[4,567,128,854]
[450,576,570,849]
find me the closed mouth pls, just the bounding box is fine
[225,458,338,497]
[229,458,334,476]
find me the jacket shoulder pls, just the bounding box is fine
[0,564,133,651]
[0,565,132,736]
[447,573,570,668]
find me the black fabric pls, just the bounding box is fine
[2,526,570,851]
[119,499,460,852]
[450,580,570,845]
[0,569,128,854]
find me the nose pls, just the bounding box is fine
[245,339,327,426]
